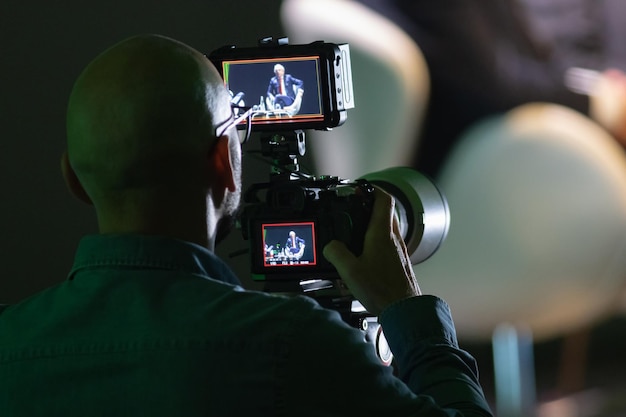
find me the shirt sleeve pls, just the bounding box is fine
[267,78,276,97]
[289,75,304,91]
[278,295,493,417]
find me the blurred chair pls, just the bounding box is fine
[281,0,429,180]
[281,0,626,342]
[429,103,626,416]
[421,103,626,341]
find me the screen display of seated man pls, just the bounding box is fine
[221,56,324,125]
[262,222,316,267]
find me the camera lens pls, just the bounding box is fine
[359,167,450,264]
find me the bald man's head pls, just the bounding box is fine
[63,34,241,245]
[66,34,234,204]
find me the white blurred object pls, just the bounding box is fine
[564,67,600,95]
[280,0,429,180]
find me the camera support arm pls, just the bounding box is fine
[260,130,307,180]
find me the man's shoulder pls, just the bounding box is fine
[201,284,349,340]
[223,285,323,316]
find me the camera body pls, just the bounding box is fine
[241,176,375,282]
[208,37,354,132]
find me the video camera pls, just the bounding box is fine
[209,38,450,365]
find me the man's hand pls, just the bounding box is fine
[323,188,421,316]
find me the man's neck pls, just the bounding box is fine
[95,197,215,250]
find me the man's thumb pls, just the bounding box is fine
[323,239,355,268]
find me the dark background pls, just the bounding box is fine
[0,0,285,302]
[1,0,625,414]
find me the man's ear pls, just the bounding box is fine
[208,135,237,196]
[61,151,93,205]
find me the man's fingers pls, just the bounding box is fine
[323,240,356,273]
[368,189,395,233]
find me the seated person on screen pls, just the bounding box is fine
[284,230,305,260]
[266,63,304,116]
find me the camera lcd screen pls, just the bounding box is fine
[261,221,317,268]
[220,56,324,127]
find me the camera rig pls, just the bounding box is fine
[210,37,450,366]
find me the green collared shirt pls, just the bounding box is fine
[0,234,491,416]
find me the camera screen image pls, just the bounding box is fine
[261,221,317,268]
[220,56,324,127]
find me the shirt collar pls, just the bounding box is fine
[68,234,241,286]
